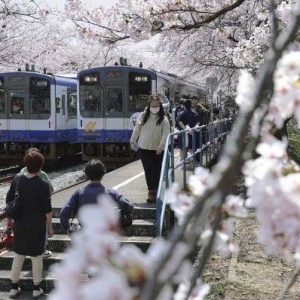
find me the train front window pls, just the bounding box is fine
[10,91,25,115]
[79,72,101,117]
[29,77,51,116]
[129,72,151,111]
[106,87,122,113]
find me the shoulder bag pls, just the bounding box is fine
[120,210,133,228]
[68,189,81,235]
[4,175,21,220]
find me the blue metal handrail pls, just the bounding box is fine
[156,118,233,236]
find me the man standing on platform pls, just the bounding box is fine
[191,96,210,144]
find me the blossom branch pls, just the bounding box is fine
[168,0,247,31]
[186,193,224,299]
[141,3,300,300]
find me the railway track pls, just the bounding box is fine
[0,176,14,184]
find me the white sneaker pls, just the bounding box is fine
[33,288,44,299]
[9,287,21,299]
[42,250,52,258]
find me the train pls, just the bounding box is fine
[0,63,206,167]
[0,66,79,165]
[77,65,206,167]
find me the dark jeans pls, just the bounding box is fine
[139,148,164,191]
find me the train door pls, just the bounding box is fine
[7,89,28,140]
[55,87,68,141]
[102,84,125,140]
[0,80,7,142]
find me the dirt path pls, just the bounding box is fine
[156,169,300,299]
[202,189,300,299]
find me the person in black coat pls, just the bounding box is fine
[7,151,52,299]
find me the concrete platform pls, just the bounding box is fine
[51,159,149,211]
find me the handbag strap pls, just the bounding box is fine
[14,175,20,196]
[15,174,20,194]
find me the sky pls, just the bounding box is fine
[50,0,118,9]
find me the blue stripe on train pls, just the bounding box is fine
[78,129,133,143]
[0,129,77,143]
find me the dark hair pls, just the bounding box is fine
[142,102,165,126]
[84,159,106,181]
[184,99,192,110]
[147,94,160,102]
[23,151,44,173]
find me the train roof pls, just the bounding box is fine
[53,73,77,79]
[77,65,205,91]
[0,71,77,86]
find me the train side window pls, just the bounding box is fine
[0,78,4,114]
[68,91,77,118]
[0,89,5,114]
[106,87,122,112]
[62,95,66,115]
[10,91,25,114]
[56,97,61,113]
[29,77,51,116]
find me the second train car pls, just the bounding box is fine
[0,69,79,165]
[77,65,205,168]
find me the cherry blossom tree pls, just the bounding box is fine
[0,0,52,69]
[48,1,300,299]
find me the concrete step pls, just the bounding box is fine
[0,251,65,271]
[46,234,154,253]
[0,269,87,292]
[51,218,156,236]
[0,290,49,300]
[0,290,49,299]
[52,205,156,219]
[0,235,155,291]
[0,235,155,271]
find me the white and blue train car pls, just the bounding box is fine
[0,70,78,164]
[77,65,205,168]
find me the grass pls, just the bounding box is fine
[207,282,228,299]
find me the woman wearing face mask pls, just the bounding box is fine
[130,94,171,203]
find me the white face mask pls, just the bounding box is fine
[150,107,160,114]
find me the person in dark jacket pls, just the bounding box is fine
[174,100,185,130]
[60,159,134,231]
[19,147,54,259]
[7,151,52,299]
[178,99,200,162]
[191,97,210,145]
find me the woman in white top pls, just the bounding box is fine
[130,94,170,203]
